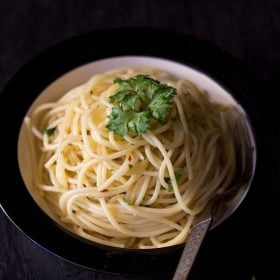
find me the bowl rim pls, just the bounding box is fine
[17,54,257,239]
[0,27,261,276]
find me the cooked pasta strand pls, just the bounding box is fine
[25,68,243,248]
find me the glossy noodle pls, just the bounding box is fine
[24,68,241,248]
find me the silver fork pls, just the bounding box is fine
[173,115,255,280]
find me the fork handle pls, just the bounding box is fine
[173,217,212,280]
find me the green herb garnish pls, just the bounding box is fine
[175,169,184,182]
[128,164,133,169]
[124,198,132,205]
[166,170,184,192]
[43,126,56,136]
[72,210,76,214]
[106,75,176,136]
[167,181,174,192]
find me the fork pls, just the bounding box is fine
[173,115,254,280]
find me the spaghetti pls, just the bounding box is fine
[25,68,240,248]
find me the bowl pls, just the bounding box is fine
[0,28,259,277]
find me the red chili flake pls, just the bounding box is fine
[128,155,132,161]
[101,189,108,192]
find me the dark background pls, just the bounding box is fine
[1,0,280,279]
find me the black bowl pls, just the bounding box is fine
[0,28,272,278]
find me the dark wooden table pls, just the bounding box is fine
[1,1,280,279]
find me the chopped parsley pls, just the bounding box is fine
[43,126,56,136]
[175,169,184,182]
[166,170,184,192]
[72,210,76,214]
[128,164,133,169]
[123,198,132,205]
[167,181,174,192]
[106,75,176,136]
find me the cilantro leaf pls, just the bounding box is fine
[106,75,176,136]
[43,126,56,136]
[148,86,176,123]
[128,111,150,135]
[106,106,129,136]
[106,106,150,137]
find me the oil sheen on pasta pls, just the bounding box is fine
[25,68,240,248]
